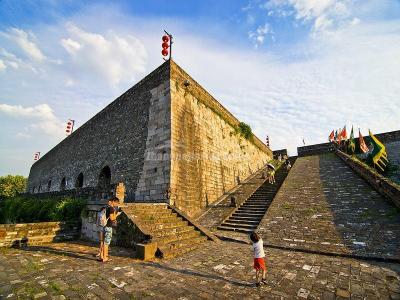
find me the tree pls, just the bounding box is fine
[0,175,27,199]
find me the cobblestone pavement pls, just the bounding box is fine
[0,240,400,299]
[258,154,400,259]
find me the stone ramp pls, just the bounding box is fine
[217,159,294,234]
[257,153,400,259]
[122,204,209,258]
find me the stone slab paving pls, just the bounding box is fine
[0,240,400,299]
[258,154,400,259]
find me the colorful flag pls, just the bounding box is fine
[338,128,343,144]
[368,130,388,171]
[341,125,347,141]
[359,129,369,153]
[328,130,334,142]
[348,126,355,154]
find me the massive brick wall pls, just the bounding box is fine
[27,62,171,198]
[170,61,272,216]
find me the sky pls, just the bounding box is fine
[0,0,399,176]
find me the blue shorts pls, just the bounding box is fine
[103,227,113,245]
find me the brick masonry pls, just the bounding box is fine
[27,60,272,217]
[27,62,170,197]
[170,61,271,216]
[0,221,80,247]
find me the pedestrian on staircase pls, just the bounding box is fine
[250,232,267,286]
[285,158,291,171]
[267,166,275,184]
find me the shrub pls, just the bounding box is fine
[237,122,253,140]
[0,175,27,199]
[0,196,86,224]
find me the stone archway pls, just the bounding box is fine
[98,166,111,190]
[75,173,84,188]
[60,177,66,191]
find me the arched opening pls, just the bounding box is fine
[98,166,111,189]
[75,173,84,188]
[60,177,66,191]
[47,180,51,191]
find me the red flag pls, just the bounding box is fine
[341,125,347,140]
[328,130,334,142]
[359,129,369,153]
[338,128,343,144]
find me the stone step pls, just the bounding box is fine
[151,225,196,238]
[124,209,173,217]
[155,229,202,244]
[225,219,259,226]
[142,220,189,231]
[160,241,206,259]
[232,212,265,218]
[159,236,208,257]
[229,215,263,221]
[217,225,255,234]
[133,215,181,226]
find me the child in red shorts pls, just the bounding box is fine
[250,232,266,286]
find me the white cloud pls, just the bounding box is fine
[15,132,32,139]
[173,20,400,155]
[60,23,148,86]
[262,0,355,34]
[249,23,273,47]
[2,28,46,62]
[0,103,64,138]
[0,59,6,71]
[61,38,81,54]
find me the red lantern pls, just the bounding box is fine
[162,49,168,56]
[162,42,169,49]
[162,35,169,43]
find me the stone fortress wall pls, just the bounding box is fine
[170,61,272,216]
[27,62,171,200]
[27,60,272,216]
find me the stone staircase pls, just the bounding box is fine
[122,204,209,258]
[217,159,295,234]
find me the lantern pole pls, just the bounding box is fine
[164,30,173,60]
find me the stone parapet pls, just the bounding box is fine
[0,221,80,248]
[335,150,400,209]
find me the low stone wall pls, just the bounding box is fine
[0,221,80,247]
[336,150,400,209]
[297,142,334,157]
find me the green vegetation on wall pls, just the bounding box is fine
[236,122,253,140]
[0,175,27,199]
[0,196,86,224]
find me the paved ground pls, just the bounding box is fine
[258,154,400,259]
[0,240,400,299]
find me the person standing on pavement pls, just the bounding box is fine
[100,197,121,262]
[250,232,267,286]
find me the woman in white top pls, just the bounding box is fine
[250,232,266,286]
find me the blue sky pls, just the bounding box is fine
[1,0,400,176]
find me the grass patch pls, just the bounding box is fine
[49,282,61,294]
[281,203,295,210]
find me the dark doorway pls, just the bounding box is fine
[98,166,111,189]
[47,180,51,191]
[75,173,84,188]
[60,178,66,191]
